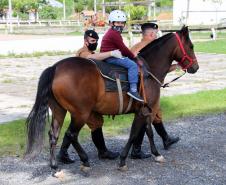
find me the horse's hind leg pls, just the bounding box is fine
[67,116,90,170]
[49,100,66,170]
[146,123,165,163]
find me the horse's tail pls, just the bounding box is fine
[24,65,56,159]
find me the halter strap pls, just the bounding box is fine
[174,33,196,70]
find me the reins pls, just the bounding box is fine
[137,55,186,88]
[146,69,186,88]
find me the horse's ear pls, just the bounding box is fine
[180,25,189,38]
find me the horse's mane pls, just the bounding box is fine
[139,32,175,57]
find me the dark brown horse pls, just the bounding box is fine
[25,26,199,171]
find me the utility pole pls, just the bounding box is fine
[119,0,122,10]
[63,0,66,20]
[8,0,13,33]
[186,0,190,25]
[153,0,156,19]
[148,2,151,20]
[102,0,105,18]
[94,0,97,13]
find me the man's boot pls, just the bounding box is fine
[130,124,151,159]
[92,128,119,160]
[153,121,180,150]
[57,131,75,164]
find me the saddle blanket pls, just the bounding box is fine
[91,59,130,92]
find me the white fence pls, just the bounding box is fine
[0,19,82,27]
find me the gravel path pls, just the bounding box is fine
[0,113,226,185]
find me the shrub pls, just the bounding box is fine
[39,5,62,19]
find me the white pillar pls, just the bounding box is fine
[8,0,13,33]
[148,3,151,20]
[63,0,66,20]
[211,27,216,40]
[94,0,97,13]
[102,0,105,18]
[186,0,190,25]
[153,0,156,20]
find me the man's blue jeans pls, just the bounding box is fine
[106,57,138,84]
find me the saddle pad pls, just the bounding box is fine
[91,59,130,92]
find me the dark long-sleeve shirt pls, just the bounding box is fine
[100,28,135,59]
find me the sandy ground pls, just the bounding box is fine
[0,53,226,123]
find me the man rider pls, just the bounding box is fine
[130,22,180,159]
[57,30,122,164]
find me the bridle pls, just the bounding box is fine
[174,32,197,70]
[139,32,196,88]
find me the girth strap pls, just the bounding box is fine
[125,97,133,113]
[116,77,123,114]
[116,76,133,114]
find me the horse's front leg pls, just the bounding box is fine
[145,123,165,163]
[119,114,146,171]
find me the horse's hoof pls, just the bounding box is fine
[53,170,65,180]
[154,155,166,163]
[80,164,91,173]
[118,165,128,172]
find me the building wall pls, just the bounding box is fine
[173,0,226,25]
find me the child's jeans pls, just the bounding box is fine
[106,57,138,85]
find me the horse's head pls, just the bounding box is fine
[174,26,199,74]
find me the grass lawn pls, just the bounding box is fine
[194,39,226,54]
[191,31,226,39]
[0,88,226,157]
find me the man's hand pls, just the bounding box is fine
[110,50,123,58]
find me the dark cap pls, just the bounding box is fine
[84,30,99,39]
[141,22,158,31]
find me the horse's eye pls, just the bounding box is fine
[190,44,194,50]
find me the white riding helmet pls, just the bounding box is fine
[109,10,127,23]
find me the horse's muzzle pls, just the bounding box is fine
[187,63,199,74]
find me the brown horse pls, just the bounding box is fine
[25,26,199,171]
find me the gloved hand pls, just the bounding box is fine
[110,50,122,58]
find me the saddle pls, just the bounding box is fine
[90,59,130,92]
[89,58,148,114]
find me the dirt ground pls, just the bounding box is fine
[0,53,226,123]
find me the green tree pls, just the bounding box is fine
[156,0,173,7]
[39,5,61,19]
[0,0,8,16]
[73,0,84,12]
[12,0,47,20]
[124,5,147,20]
